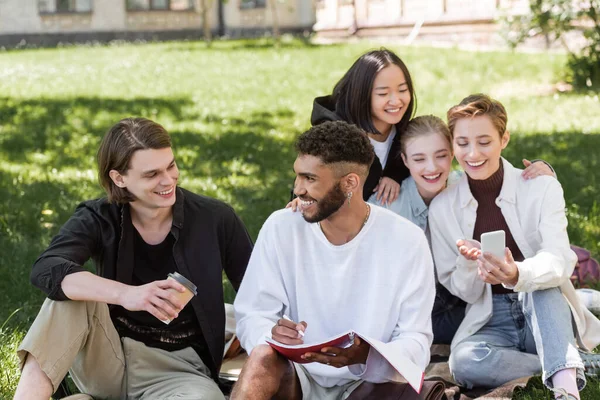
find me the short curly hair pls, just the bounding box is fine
[295,121,375,175]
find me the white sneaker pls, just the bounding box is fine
[550,387,579,400]
[576,288,600,315]
[578,349,600,378]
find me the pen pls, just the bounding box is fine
[282,314,305,338]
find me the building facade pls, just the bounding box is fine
[314,0,530,45]
[0,0,316,47]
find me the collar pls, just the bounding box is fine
[171,187,185,230]
[498,157,517,204]
[120,187,185,231]
[404,177,428,217]
[458,157,517,208]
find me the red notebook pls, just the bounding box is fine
[265,330,424,394]
[265,331,354,364]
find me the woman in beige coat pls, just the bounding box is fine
[429,94,600,400]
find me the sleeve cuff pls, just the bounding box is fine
[347,347,373,377]
[47,262,86,301]
[511,262,529,292]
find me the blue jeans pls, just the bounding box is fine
[449,288,585,390]
[432,283,466,345]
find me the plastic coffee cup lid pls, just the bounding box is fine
[168,272,197,296]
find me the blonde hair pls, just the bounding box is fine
[400,115,452,155]
[446,93,508,138]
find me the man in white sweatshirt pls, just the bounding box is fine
[231,121,436,400]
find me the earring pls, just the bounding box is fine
[346,191,353,206]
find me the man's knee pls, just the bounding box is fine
[236,344,292,391]
[246,344,285,372]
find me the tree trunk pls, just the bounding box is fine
[269,0,280,47]
[350,0,358,35]
[200,0,213,46]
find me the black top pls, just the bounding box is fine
[308,95,410,201]
[30,187,253,380]
[112,228,210,363]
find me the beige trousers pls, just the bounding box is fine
[17,298,224,400]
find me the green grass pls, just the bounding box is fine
[0,38,599,398]
[514,376,600,400]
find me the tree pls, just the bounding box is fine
[197,0,216,46]
[268,0,282,47]
[501,0,600,90]
[267,0,297,47]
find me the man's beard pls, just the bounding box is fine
[302,182,346,223]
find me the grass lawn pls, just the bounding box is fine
[1,37,599,398]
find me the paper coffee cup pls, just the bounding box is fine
[161,272,197,324]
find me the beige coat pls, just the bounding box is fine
[429,158,600,351]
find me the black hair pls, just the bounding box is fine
[332,48,417,136]
[295,121,375,168]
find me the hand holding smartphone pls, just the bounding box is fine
[480,230,506,259]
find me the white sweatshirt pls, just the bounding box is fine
[234,205,435,388]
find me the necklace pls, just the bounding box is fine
[318,204,371,239]
[362,203,371,227]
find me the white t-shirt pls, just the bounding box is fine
[369,125,397,168]
[234,205,435,388]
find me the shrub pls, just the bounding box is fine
[501,0,600,90]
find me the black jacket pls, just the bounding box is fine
[30,187,253,380]
[310,95,410,200]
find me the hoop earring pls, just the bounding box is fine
[346,191,353,206]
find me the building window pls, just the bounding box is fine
[38,0,92,13]
[126,0,195,11]
[240,0,266,10]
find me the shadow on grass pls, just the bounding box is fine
[0,95,301,321]
[0,168,89,326]
[163,37,337,52]
[226,37,320,50]
[170,113,298,237]
[503,131,600,211]
[503,130,600,258]
[0,96,201,169]
[0,96,299,176]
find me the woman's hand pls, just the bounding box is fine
[374,177,400,205]
[456,239,482,261]
[477,248,519,286]
[521,159,554,180]
[286,197,300,212]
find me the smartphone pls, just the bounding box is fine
[480,230,506,259]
